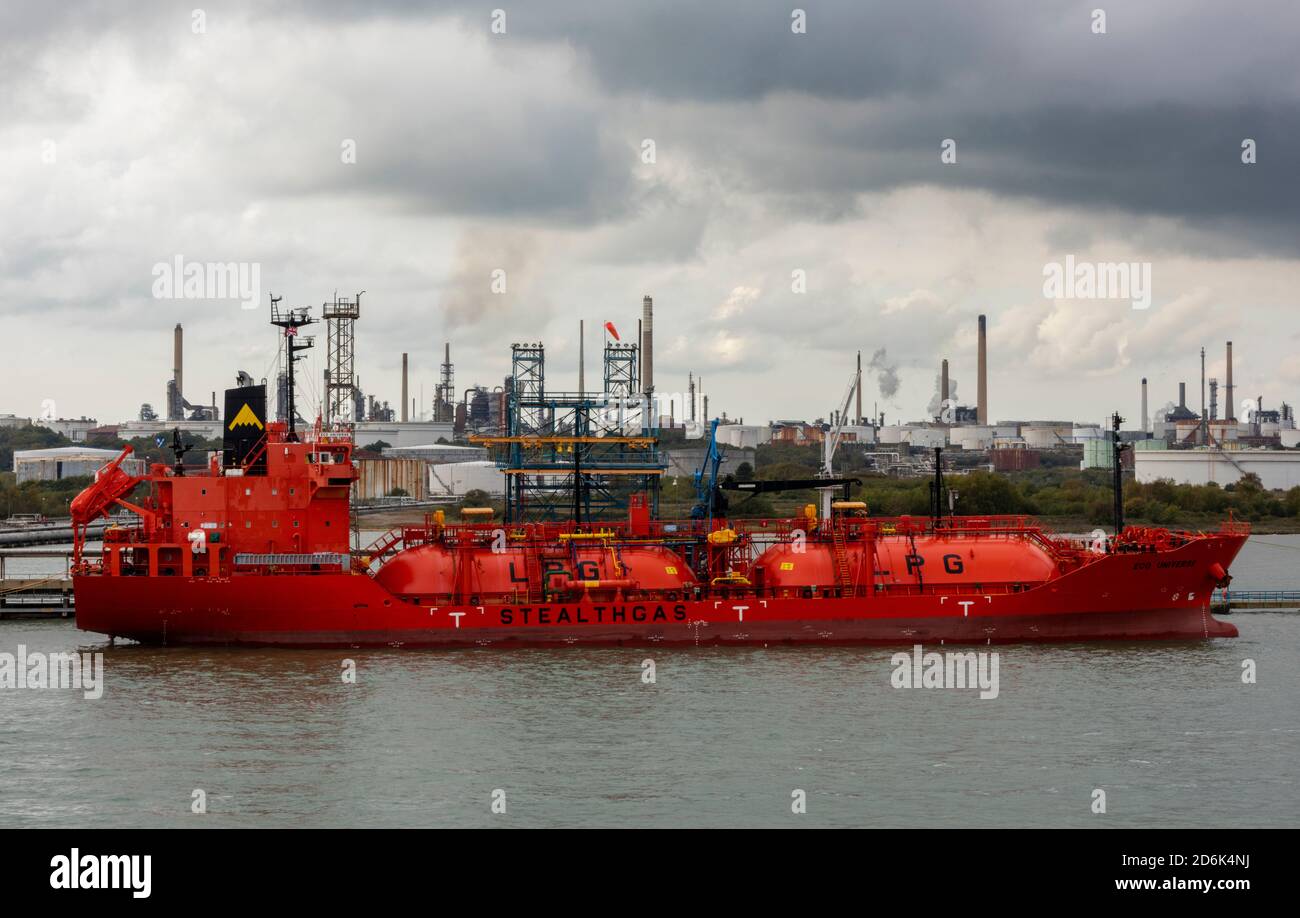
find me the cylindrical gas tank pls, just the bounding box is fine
[751,542,845,590]
[584,546,696,591]
[463,547,531,596]
[471,544,697,595]
[751,534,1059,590]
[373,543,457,596]
[873,536,1056,586]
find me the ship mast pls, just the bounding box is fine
[270,295,316,442]
[1111,412,1129,537]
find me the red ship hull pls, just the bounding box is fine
[66,417,1249,649]
[74,533,1243,647]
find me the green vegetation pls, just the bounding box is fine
[0,424,228,520]
[0,472,92,518]
[0,424,72,471]
[659,442,1300,529]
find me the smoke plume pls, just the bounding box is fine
[868,347,900,401]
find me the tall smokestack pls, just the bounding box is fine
[401,352,409,422]
[977,314,988,425]
[173,323,183,420]
[1200,347,1207,445]
[1179,382,1186,409]
[856,350,863,425]
[174,323,183,399]
[641,295,654,397]
[1141,377,1148,432]
[941,358,950,404]
[1225,341,1235,422]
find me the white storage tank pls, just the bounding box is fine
[428,460,506,497]
[1021,425,1069,449]
[905,427,948,449]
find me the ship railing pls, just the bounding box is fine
[233,552,350,572]
[423,579,1050,605]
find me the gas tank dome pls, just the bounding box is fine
[874,537,1056,587]
[751,542,846,590]
[372,543,457,597]
[588,546,696,590]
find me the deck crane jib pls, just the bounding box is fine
[692,418,727,525]
[820,370,859,518]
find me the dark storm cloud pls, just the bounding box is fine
[263,0,1300,240]
[5,0,1297,235]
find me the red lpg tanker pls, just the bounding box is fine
[69,391,1247,648]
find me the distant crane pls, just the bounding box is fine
[819,370,859,518]
[692,417,727,525]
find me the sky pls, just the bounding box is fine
[2,0,1299,429]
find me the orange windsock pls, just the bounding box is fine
[604,321,620,340]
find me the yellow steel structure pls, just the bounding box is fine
[470,435,655,449]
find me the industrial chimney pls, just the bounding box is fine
[641,295,654,397]
[1141,377,1149,432]
[941,358,950,405]
[977,314,988,425]
[1225,341,1235,422]
[174,323,183,403]
[856,350,863,425]
[168,323,184,421]
[401,352,409,423]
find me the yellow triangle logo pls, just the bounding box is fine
[228,403,264,430]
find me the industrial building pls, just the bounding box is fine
[427,460,505,498]
[13,447,145,482]
[353,456,428,501]
[383,443,489,464]
[353,421,456,449]
[1135,450,1300,490]
[117,419,224,442]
